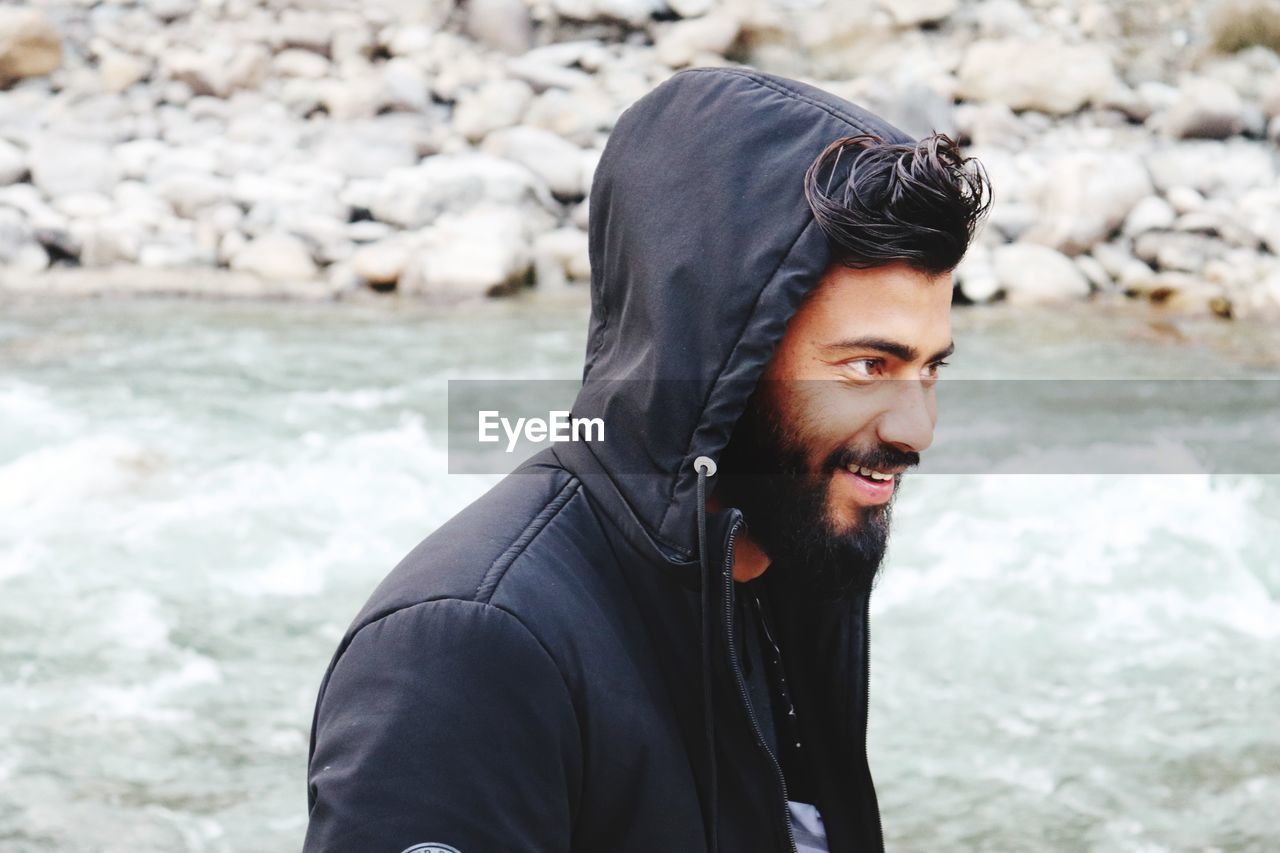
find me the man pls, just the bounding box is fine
[305,67,990,852]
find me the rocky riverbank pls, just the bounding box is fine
[2,0,1280,317]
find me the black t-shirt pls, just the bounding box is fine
[733,579,824,811]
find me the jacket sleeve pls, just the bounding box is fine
[304,598,581,853]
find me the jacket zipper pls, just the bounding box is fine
[720,517,799,853]
[863,592,884,848]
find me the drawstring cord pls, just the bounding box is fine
[694,455,719,853]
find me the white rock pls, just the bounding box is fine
[1122,196,1177,237]
[1154,77,1245,139]
[877,0,958,28]
[321,73,387,121]
[30,137,120,198]
[957,38,1117,115]
[504,56,594,93]
[0,139,26,185]
[954,244,1000,303]
[272,49,331,80]
[974,0,1035,38]
[1074,253,1113,291]
[381,58,430,112]
[656,14,741,67]
[483,125,584,199]
[99,52,148,94]
[524,85,614,146]
[1146,142,1276,196]
[0,8,62,86]
[368,153,550,229]
[52,192,112,220]
[163,43,270,98]
[155,172,231,218]
[351,241,411,287]
[581,148,603,197]
[992,243,1091,304]
[668,0,713,17]
[400,205,531,298]
[533,227,591,289]
[1023,153,1153,255]
[0,183,64,230]
[465,0,534,55]
[551,0,666,26]
[453,79,535,142]
[230,232,318,281]
[1165,185,1205,214]
[144,0,196,22]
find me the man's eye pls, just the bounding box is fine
[922,360,950,380]
[845,358,881,378]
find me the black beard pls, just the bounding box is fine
[715,391,917,602]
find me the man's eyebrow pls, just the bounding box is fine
[821,337,955,363]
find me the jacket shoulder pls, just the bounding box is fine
[351,462,583,633]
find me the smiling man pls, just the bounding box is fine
[306,68,990,853]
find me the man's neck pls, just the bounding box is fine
[731,533,770,582]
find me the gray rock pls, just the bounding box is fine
[482,125,584,199]
[399,205,531,298]
[1023,152,1153,254]
[230,232,319,281]
[957,38,1117,115]
[0,8,62,86]
[1122,196,1177,237]
[992,243,1091,304]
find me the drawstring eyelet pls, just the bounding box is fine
[694,455,717,477]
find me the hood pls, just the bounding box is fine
[554,67,913,566]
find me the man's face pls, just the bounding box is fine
[717,261,954,600]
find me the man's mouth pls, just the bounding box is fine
[845,464,898,482]
[838,463,902,504]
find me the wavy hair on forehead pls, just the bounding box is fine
[803,133,993,277]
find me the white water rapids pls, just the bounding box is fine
[0,295,1276,851]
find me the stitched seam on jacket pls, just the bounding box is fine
[475,478,580,602]
[655,218,821,556]
[679,67,882,136]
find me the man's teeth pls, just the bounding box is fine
[848,465,894,481]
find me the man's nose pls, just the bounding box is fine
[876,380,936,454]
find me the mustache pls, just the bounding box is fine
[825,443,921,475]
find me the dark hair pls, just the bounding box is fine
[803,133,992,276]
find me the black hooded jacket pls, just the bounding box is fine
[305,67,913,853]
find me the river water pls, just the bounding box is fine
[1,294,1276,852]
